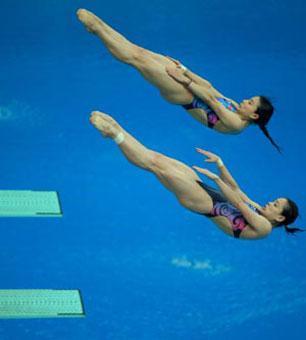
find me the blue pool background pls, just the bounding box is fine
[1,0,306,339]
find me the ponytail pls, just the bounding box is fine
[284,225,304,235]
[258,124,282,153]
[278,198,303,236]
[255,96,282,153]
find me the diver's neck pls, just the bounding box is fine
[236,110,248,121]
[236,112,252,126]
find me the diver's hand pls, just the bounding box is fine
[192,166,220,181]
[166,66,190,85]
[196,148,222,165]
[165,56,187,71]
[165,56,181,66]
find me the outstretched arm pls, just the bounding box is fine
[184,69,225,97]
[166,57,239,107]
[195,148,262,210]
[185,71,239,107]
[196,148,239,189]
[192,167,271,235]
[166,66,243,130]
[165,56,224,96]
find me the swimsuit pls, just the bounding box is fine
[182,97,237,128]
[197,181,260,238]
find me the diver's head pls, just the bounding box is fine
[238,96,261,120]
[261,197,302,234]
[239,96,281,152]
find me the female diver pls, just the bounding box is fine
[89,111,301,240]
[77,9,280,151]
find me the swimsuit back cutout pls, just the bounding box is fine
[196,181,259,238]
[182,97,237,128]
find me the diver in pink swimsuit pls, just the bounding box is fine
[89,111,302,240]
[196,180,259,238]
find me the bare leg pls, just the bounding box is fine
[77,9,193,104]
[90,111,213,213]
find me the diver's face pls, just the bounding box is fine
[238,96,261,119]
[261,198,288,224]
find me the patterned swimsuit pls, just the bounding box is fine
[197,181,259,238]
[182,97,237,128]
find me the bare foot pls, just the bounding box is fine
[76,9,103,33]
[90,111,122,138]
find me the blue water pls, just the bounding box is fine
[1,0,306,339]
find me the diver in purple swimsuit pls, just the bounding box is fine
[89,111,302,240]
[77,9,281,152]
[182,97,237,129]
[166,63,281,152]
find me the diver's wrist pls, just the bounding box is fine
[216,158,224,167]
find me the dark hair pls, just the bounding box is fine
[253,96,282,153]
[276,198,303,235]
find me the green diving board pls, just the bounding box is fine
[0,290,85,318]
[0,190,62,217]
